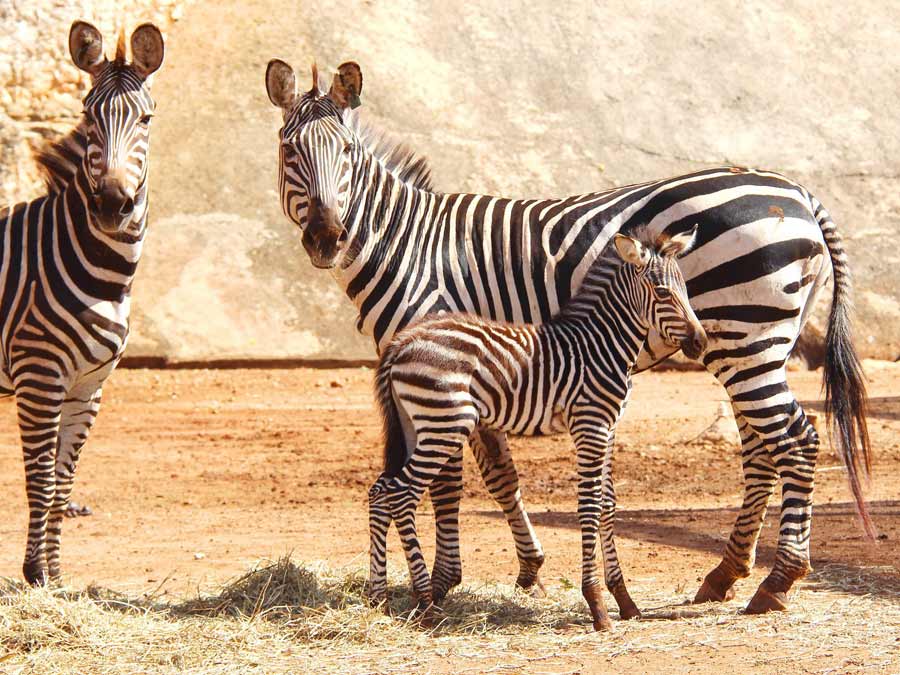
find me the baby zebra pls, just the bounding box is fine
[367,226,707,630]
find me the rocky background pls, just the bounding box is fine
[2,1,898,362]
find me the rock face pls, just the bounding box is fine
[3,1,899,362]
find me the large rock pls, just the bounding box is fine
[4,1,899,361]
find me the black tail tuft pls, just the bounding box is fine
[374,347,408,477]
[818,203,876,539]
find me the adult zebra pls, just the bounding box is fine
[265,60,873,614]
[1,21,164,585]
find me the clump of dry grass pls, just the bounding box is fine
[0,557,897,675]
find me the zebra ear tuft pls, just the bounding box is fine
[658,224,699,258]
[328,61,363,110]
[130,24,165,79]
[69,21,107,77]
[266,59,297,111]
[613,234,650,268]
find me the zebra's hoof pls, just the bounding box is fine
[592,616,614,632]
[693,566,738,604]
[745,585,788,614]
[23,562,49,587]
[516,574,547,599]
[64,501,93,518]
[609,582,641,620]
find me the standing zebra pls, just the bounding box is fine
[368,227,705,630]
[1,21,164,585]
[265,59,872,615]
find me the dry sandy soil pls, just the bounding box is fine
[0,364,898,673]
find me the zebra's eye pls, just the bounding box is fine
[343,142,353,153]
[655,287,672,298]
[138,114,153,126]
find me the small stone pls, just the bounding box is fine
[193,552,206,560]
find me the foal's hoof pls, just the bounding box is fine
[23,562,49,587]
[516,574,547,599]
[618,600,642,621]
[609,582,642,620]
[413,600,438,628]
[745,585,788,614]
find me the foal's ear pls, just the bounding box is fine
[327,61,363,110]
[658,224,699,258]
[266,59,297,110]
[613,234,650,268]
[130,23,165,79]
[69,21,107,77]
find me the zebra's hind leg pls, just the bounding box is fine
[15,379,63,586]
[429,451,464,604]
[46,389,102,581]
[367,474,393,607]
[470,428,546,597]
[388,439,466,626]
[712,371,818,613]
[695,408,778,604]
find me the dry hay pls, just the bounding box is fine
[0,556,897,674]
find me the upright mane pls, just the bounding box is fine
[33,121,88,194]
[345,111,436,193]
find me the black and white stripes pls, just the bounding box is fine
[266,60,871,614]
[1,21,164,585]
[367,228,704,629]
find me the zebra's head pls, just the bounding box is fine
[266,59,363,269]
[69,21,164,234]
[613,226,708,360]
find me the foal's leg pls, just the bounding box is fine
[367,474,393,605]
[695,406,777,604]
[569,413,621,630]
[469,428,546,595]
[429,451,464,603]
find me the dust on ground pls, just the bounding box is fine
[0,364,898,673]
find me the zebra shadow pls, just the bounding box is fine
[476,499,900,601]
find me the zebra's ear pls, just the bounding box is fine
[130,24,165,79]
[69,21,108,77]
[613,234,650,268]
[328,61,363,110]
[266,59,297,111]
[658,224,699,258]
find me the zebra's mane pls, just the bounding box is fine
[33,120,89,195]
[345,111,436,193]
[560,225,659,316]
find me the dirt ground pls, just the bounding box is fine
[0,364,898,673]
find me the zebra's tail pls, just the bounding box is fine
[374,347,408,477]
[814,199,877,539]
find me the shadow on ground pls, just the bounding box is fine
[475,501,900,600]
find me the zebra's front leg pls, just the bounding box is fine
[470,428,546,596]
[570,419,620,631]
[46,389,102,582]
[429,451,464,604]
[695,409,777,604]
[16,383,63,586]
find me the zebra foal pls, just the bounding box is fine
[1,21,164,584]
[367,227,705,630]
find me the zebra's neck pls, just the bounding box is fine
[48,162,147,302]
[335,152,440,311]
[551,263,648,371]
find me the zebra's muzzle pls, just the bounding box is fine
[303,199,347,269]
[93,177,135,232]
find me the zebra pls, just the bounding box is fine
[0,21,164,585]
[265,59,872,615]
[368,227,705,629]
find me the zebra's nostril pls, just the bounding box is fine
[119,197,134,216]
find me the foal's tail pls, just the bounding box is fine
[374,347,408,477]
[814,198,877,539]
